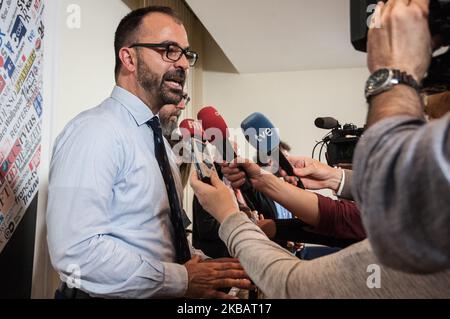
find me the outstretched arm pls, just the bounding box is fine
[354,0,450,273]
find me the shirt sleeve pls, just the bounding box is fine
[338,169,354,200]
[353,114,450,273]
[315,194,366,241]
[273,218,358,248]
[46,118,187,298]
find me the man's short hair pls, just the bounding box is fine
[114,6,182,80]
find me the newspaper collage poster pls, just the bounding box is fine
[0,0,44,253]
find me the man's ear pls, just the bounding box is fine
[119,47,137,73]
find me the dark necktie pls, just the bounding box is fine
[147,116,191,264]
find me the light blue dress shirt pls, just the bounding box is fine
[274,202,293,219]
[47,86,197,298]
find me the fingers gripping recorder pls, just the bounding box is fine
[179,119,216,184]
[241,112,305,189]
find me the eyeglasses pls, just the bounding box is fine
[182,94,191,106]
[129,42,198,67]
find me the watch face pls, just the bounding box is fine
[366,68,391,95]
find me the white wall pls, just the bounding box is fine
[32,0,60,300]
[33,0,131,298]
[202,68,369,160]
[201,28,369,159]
[200,35,369,200]
[54,0,131,136]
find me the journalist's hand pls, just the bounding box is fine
[190,170,239,223]
[220,158,266,190]
[284,156,342,191]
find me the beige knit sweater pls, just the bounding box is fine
[219,212,450,298]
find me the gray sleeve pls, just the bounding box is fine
[353,114,450,273]
[218,213,450,298]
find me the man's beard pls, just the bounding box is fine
[161,114,181,140]
[136,54,186,108]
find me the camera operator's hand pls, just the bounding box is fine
[283,156,342,192]
[368,0,432,83]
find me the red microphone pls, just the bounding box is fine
[179,118,204,141]
[197,106,230,139]
[197,107,254,192]
[197,106,236,162]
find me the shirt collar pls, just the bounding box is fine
[110,86,157,126]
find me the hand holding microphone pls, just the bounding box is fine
[220,158,267,190]
[190,170,239,224]
[286,156,343,192]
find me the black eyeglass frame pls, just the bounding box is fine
[182,94,191,106]
[129,42,199,67]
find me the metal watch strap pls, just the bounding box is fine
[393,69,421,91]
[366,69,422,103]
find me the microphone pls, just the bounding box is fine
[241,112,305,189]
[314,117,340,130]
[179,118,205,141]
[179,119,216,183]
[197,106,253,192]
[197,106,237,163]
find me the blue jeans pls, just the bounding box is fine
[297,246,341,260]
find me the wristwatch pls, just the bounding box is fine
[365,68,421,102]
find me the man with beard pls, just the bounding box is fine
[46,6,252,299]
[159,94,194,189]
[159,93,188,143]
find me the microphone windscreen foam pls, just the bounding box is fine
[179,119,204,140]
[197,106,230,142]
[241,112,280,153]
[314,117,339,129]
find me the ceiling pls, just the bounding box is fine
[186,0,367,73]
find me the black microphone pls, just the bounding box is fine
[241,113,304,189]
[314,117,340,130]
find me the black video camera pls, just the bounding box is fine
[351,0,450,93]
[314,117,364,167]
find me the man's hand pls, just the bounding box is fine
[184,255,254,299]
[203,257,241,264]
[368,0,432,83]
[285,156,342,191]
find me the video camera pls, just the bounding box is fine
[313,117,364,167]
[351,0,450,93]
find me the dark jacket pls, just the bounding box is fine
[192,164,279,258]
